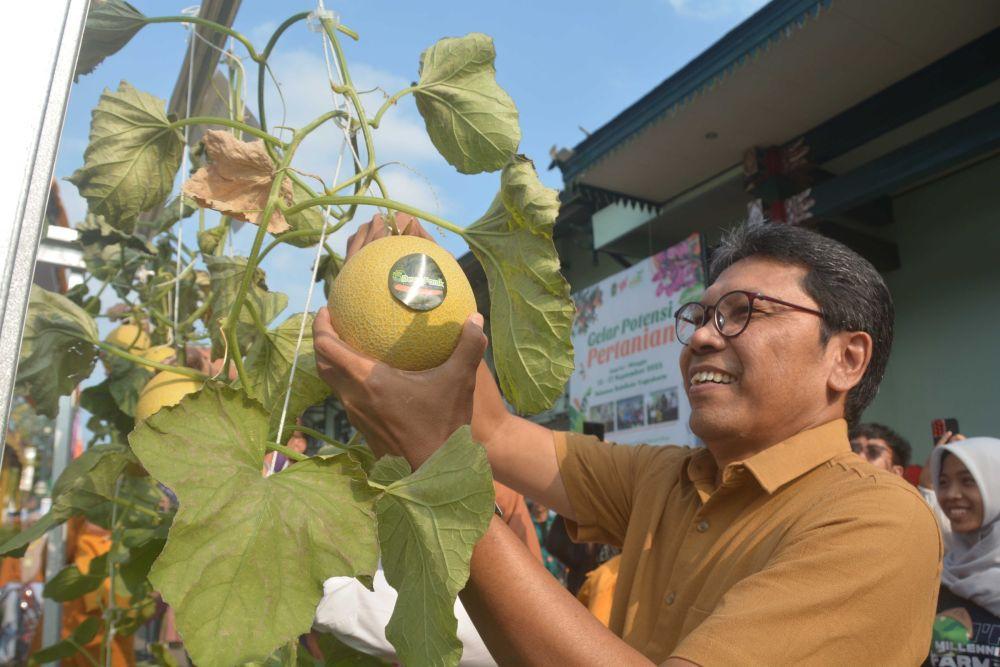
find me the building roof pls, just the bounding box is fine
[556,0,1000,206]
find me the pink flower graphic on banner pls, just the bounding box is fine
[573,286,603,335]
[652,236,703,298]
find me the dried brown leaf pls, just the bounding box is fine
[182,131,292,234]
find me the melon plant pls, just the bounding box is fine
[5,3,574,665]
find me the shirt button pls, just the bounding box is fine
[697,520,710,533]
[666,592,676,605]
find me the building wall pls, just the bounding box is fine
[862,154,1000,463]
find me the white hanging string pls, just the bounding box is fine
[174,17,197,346]
[268,2,355,475]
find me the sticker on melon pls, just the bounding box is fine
[135,371,202,421]
[329,236,477,370]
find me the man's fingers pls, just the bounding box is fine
[447,313,488,372]
[312,307,374,381]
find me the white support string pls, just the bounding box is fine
[174,18,197,346]
[268,1,356,475]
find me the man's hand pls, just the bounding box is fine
[312,307,487,469]
[346,212,433,259]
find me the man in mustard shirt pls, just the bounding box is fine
[314,217,942,665]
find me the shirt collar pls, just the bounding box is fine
[683,419,851,496]
[742,419,851,494]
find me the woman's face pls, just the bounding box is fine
[937,454,985,533]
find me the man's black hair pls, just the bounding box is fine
[849,422,912,467]
[708,221,894,424]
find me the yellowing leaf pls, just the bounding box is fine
[183,130,292,234]
[16,286,100,418]
[68,82,183,233]
[373,427,495,667]
[414,33,520,174]
[129,385,378,666]
[464,156,575,413]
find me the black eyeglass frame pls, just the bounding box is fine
[674,290,824,345]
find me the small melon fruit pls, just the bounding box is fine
[328,235,476,370]
[140,345,177,369]
[105,324,150,352]
[135,371,201,421]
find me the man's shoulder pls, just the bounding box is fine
[805,453,942,534]
[558,431,696,480]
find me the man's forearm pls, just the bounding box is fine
[472,363,575,518]
[460,516,652,666]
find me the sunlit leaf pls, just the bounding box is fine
[74,0,147,80]
[372,426,494,667]
[68,82,183,232]
[243,313,331,440]
[203,255,288,357]
[129,384,378,666]
[414,33,520,174]
[464,156,574,413]
[16,286,99,418]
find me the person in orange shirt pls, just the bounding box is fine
[61,517,135,667]
[314,218,941,665]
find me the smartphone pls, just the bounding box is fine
[931,418,960,445]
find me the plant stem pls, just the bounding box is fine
[169,117,285,147]
[295,425,346,448]
[257,229,326,261]
[266,442,308,463]
[94,341,209,381]
[143,16,260,61]
[178,299,211,332]
[257,12,311,142]
[367,480,388,491]
[370,85,418,128]
[284,195,465,237]
[223,109,345,385]
[107,496,161,519]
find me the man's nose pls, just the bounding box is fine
[687,317,726,353]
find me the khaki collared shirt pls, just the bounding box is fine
[554,419,942,665]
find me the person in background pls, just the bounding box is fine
[920,431,967,551]
[577,554,622,627]
[849,422,911,476]
[925,438,1000,666]
[527,500,567,585]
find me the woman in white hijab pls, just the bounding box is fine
[925,437,1000,666]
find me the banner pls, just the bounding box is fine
[568,234,705,445]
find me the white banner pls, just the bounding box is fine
[568,234,705,445]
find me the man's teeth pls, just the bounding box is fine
[690,371,736,386]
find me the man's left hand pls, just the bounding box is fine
[312,307,487,469]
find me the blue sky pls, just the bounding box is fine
[55,0,766,318]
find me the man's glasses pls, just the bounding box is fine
[675,290,824,346]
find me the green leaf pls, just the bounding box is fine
[43,552,109,601]
[68,81,184,232]
[0,442,136,557]
[243,313,331,440]
[106,354,152,417]
[141,195,198,236]
[74,0,146,80]
[150,643,182,667]
[77,215,156,298]
[204,255,288,356]
[16,286,99,418]
[81,379,135,441]
[373,426,495,667]
[315,252,345,300]
[198,224,227,255]
[276,180,328,248]
[464,156,574,413]
[414,33,520,174]
[313,633,388,666]
[129,384,378,666]
[30,616,101,663]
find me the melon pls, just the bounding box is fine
[328,235,477,370]
[105,323,150,352]
[135,371,201,421]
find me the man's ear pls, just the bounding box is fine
[827,330,873,394]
